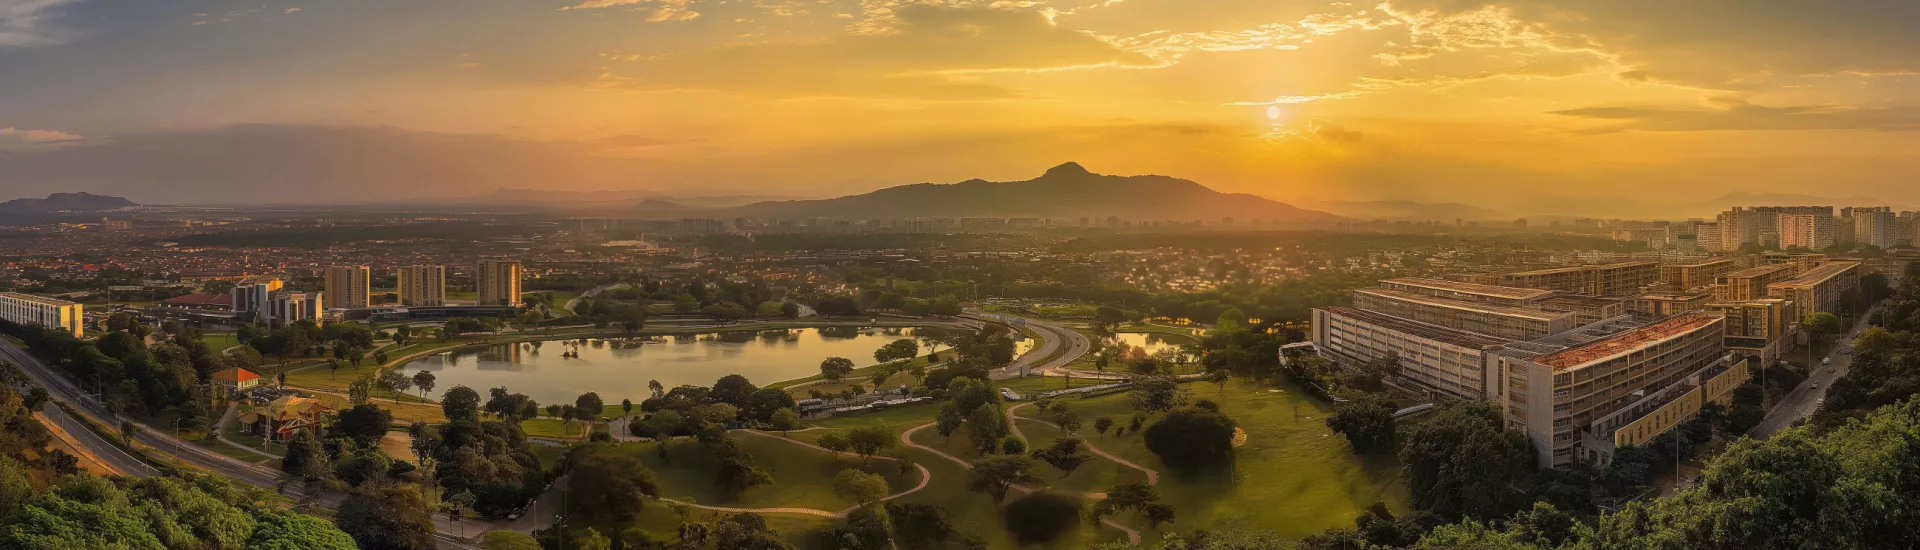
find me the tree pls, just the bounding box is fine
[1094,416,1114,438]
[411,371,435,398]
[770,408,800,431]
[338,485,438,550]
[847,426,895,464]
[1001,436,1026,455]
[875,339,920,364]
[622,398,633,415]
[1001,491,1082,544]
[948,377,996,416]
[746,387,795,422]
[618,528,665,550]
[1030,437,1091,477]
[335,404,395,448]
[966,455,1038,504]
[1399,402,1533,521]
[1803,311,1843,353]
[819,357,856,383]
[1128,374,1189,414]
[834,468,891,507]
[711,375,758,409]
[576,391,606,428]
[887,503,960,550]
[570,445,663,523]
[1143,406,1238,468]
[574,528,611,550]
[1326,393,1397,453]
[819,432,852,454]
[965,405,1008,454]
[441,385,482,422]
[480,531,542,550]
[247,511,361,550]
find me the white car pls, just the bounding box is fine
[1822,357,1832,366]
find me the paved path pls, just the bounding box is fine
[1006,403,1159,485]
[212,403,279,459]
[900,422,1142,545]
[1752,301,1884,440]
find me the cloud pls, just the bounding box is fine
[0,126,83,149]
[1551,99,1920,134]
[283,7,299,14]
[594,5,1156,99]
[562,0,700,22]
[0,0,87,46]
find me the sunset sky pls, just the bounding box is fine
[1,0,1916,211]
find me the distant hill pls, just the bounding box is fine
[0,192,135,214]
[717,163,1342,225]
[1294,199,1504,222]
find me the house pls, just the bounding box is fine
[210,367,262,393]
[236,395,332,441]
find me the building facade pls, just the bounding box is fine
[1659,260,1735,291]
[1351,288,1577,341]
[397,265,447,307]
[0,292,84,337]
[1715,264,1798,301]
[1779,213,1836,250]
[1499,261,1657,297]
[1311,306,1508,401]
[474,259,523,306]
[323,266,371,309]
[1767,261,1863,323]
[1707,299,1791,366]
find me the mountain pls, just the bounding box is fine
[0,192,136,214]
[1293,199,1505,221]
[716,163,1342,225]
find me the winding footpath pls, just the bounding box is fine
[900,421,1144,545]
[653,429,933,519]
[1005,402,1159,485]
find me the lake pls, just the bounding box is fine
[1108,331,1201,361]
[396,327,956,405]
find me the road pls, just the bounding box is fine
[1750,302,1882,440]
[970,314,1093,381]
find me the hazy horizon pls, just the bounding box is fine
[2,0,1917,209]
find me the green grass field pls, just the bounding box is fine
[629,433,919,512]
[198,332,241,353]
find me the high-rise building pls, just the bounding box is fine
[1695,222,1724,252]
[230,278,284,314]
[397,265,447,307]
[1779,213,1835,250]
[323,266,371,309]
[0,292,84,337]
[1716,206,1834,249]
[1707,299,1791,366]
[475,259,523,306]
[266,291,324,327]
[1854,207,1897,249]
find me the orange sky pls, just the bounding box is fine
[0,0,1916,209]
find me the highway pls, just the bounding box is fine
[1750,302,1882,440]
[970,314,1093,380]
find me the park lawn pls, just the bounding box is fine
[769,352,948,390]
[798,401,943,433]
[305,393,448,425]
[198,332,242,353]
[532,445,567,470]
[577,499,831,549]
[1047,378,1408,542]
[784,371,921,400]
[521,418,585,440]
[631,433,919,512]
[898,420,1130,549]
[1009,416,1151,495]
[995,374,1103,395]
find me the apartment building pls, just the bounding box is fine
[323,266,371,309]
[1717,206,1833,249]
[1351,288,1578,341]
[0,292,84,337]
[1767,261,1863,323]
[1538,295,1628,324]
[229,278,284,314]
[1779,213,1836,250]
[474,259,523,306]
[1707,299,1791,366]
[1854,207,1897,249]
[1659,260,1735,291]
[1494,313,1732,468]
[1499,261,1658,297]
[1378,277,1556,307]
[1311,306,1509,401]
[1715,264,1797,301]
[397,265,447,307]
[266,291,324,328]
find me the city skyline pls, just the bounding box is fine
[1,0,1916,207]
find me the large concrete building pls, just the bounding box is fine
[474,259,523,306]
[1311,306,1509,401]
[1494,313,1737,468]
[1498,261,1658,297]
[1854,207,1898,249]
[1716,206,1833,250]
[1659,260,1735,291]
[323,266,371,309]
[1707,299,1791,366]
[1351,287,1578,341]
[397,265,447,307]
[229,278,322,327]
[1714,264,1798,301]
[0,292,84,337]
[1767,261,1863,323]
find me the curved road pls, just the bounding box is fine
[969,314,1093,381]
[1751,302,1883,440]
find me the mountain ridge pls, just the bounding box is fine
[0,192,136,214]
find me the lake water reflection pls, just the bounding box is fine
[397,327,939,405]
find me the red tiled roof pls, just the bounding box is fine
[161,293,233,307]
[212,367,260,383]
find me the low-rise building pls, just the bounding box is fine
[1311,306,1510,401]
[1768,261,1863,323]
[0,292,84,337]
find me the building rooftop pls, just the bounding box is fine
[1533,313,1720,370]
[1541,294,1624,309]
[1590,261,1660,270]
[1321,306,1514,348]
[1671,259,1735,268]
[160,293,233,307]
[211,367,260,384]
[1773,261,1860,288]
[1355,288,1571,322]
[1724,264,1796,279]
[1381,277,1556,301]
[0,292,78,307]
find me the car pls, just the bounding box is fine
[1822,357,1832,366]
[1812,382,1820,389]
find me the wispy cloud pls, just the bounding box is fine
[0,126,83,149]
[1552,99,1920,134]
[561,0,700,22]
[0,0,88,47]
